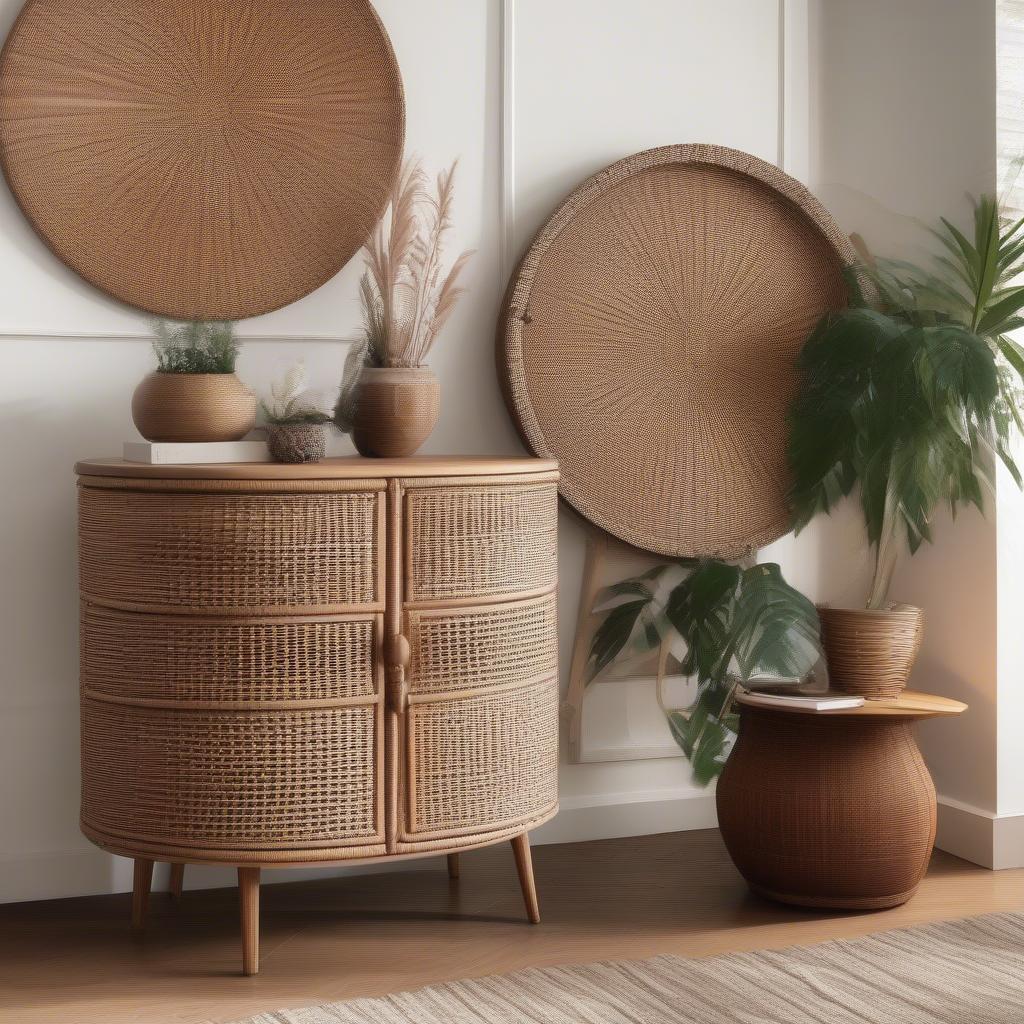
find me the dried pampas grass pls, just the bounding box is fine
[359,158,474,368]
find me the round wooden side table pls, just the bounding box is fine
[715,691,967,910]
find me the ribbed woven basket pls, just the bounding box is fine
[352,367,440,458]
[131,373,256,443]
[716,705,936,909]
[498,143,856,558]
[819,604,925,700]
[0,0,405,320]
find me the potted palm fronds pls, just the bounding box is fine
[789,196,1024,698]
[261,362,333,464]
[132,320,255,442]
[335,159,473,457]
[588,559,821,784]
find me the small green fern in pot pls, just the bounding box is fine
[132,319,256,443]
[789,197,1024,698]
[589,559,821,785]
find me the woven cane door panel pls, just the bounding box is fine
[81,699,381,850]
[403,678,559,839]
[81,605,379,704]
[406,594,557,697]
[79,486,382,614]
[404,483,558,603]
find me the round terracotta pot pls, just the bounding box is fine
[352,366,440,458]
[132,372,256,443]
[267,423,327,464]
[818,604,924,700]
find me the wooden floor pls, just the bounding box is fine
[2,829,1023,1024]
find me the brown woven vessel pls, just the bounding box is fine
[499,143,855,558]
[352,367,440,458]
[131,373,256,443]
[0,0,405,320]
[267,423,327,464]
[819,605,924,700]
[716,705,936,909]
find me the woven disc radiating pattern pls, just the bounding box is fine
[0,0,404,319]
[499,144,855,558]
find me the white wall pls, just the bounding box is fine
[0,0,1010,903]
[809,0,1009,863]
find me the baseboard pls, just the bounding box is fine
[0,791,717,905]
[5,793,1009,905]
[935,797,1024,869]
[531,790,718,846]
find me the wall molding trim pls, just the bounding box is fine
[499,0,517,281]
[781,0,810,183]
[0,330,350,344]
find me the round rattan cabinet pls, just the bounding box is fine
[76,456,559,975]
[716,692,966,910]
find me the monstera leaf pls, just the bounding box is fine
[588,559,821,786]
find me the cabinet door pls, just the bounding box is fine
[80,606,386,857]
[395,481,559,846]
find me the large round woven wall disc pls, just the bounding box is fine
[498,144,856,559]
[0,0,404,320]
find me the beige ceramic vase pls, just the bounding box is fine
[352,366,440,457]
[818,604,925,700]
[131,372,256,443]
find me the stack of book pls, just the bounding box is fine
[737,689,865,711]
[123,440,271,464]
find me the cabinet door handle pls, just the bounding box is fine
[384,633,411,714]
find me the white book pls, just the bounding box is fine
[124,440,272,465]
[737,690,865,712]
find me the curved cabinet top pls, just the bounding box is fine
[76,455,559,482]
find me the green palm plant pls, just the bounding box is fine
[588,560,821,785]
[789,196,1024,609]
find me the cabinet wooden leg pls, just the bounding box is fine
[238,867,260,976]
[131,858,154,934]
[511,833,540,924]
[447,853,460,880]
[168,863,185,899]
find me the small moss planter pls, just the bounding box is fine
[267,423,327,464]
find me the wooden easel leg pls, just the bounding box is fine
[447,853,460,880]
[131,858,154,934]
[168,863,185,899]
[511,833,540,924]
[238,867,260,976]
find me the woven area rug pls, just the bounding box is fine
[237,913,1024,1023]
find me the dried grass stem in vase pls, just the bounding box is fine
[337,158,474,457]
